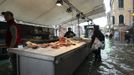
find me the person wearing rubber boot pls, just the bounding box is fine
[89,25,105,62]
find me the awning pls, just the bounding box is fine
[0,0,105,27]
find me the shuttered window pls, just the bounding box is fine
[112,16,115,24]
[118,0,124,8]
[119,15,124,24]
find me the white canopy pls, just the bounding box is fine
[0,0,105,27]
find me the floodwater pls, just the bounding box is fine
[74,38,134,75]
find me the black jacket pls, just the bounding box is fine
[90,29,105,47]
[64,31,76,38]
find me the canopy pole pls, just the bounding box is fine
[78,17,80,38]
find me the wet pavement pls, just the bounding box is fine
[74,38,134,75]
[0,38,134,75]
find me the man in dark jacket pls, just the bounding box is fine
[89,25,105,61]
[64,27,76,38]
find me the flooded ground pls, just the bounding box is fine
[0,38,134,75]
[74,38,134,75]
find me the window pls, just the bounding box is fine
[118,0,124,8]
[119,15,124,24]
[112,16,115,24]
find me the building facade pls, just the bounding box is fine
[111,0,134,41]
[112,0,133,26]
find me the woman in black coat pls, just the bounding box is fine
[89,25,105,61]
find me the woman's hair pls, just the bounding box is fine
[94,25,99,30]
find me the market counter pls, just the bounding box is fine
[8,42,91,75]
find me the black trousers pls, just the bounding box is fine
[92,48,101,61]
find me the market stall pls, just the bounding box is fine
[0,0,105,74]
[8,38,91,75]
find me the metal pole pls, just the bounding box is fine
[133,0,134,25]
[130,12,132,26]
[128,10,132,26]
[78,17,80,38]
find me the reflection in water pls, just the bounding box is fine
[101,38,134,75]
[74,38,134,75]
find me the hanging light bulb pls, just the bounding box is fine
[56,0,63,6]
